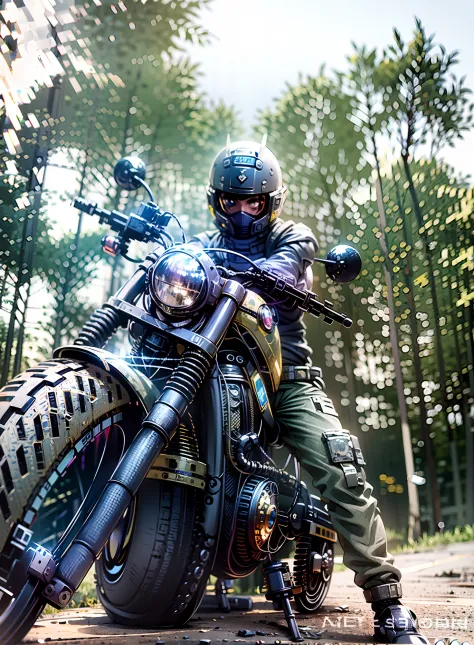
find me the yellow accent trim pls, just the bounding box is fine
[234,289,282,391]
[147,454,207,490]
[274,359,281,378]
[309,521,338,543]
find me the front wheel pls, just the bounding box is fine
[96,425,216,627]
[0,357,138,645]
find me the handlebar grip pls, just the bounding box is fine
[73,197,98,215]
[330,311,353,328]
[250,269,353,328]
[73,198,127,232]
[306,302,353,327]
[307,298,353,328]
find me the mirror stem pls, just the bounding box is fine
[314,258,337,266]
[135,176,156,203]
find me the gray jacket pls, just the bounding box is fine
[189,219,318,366]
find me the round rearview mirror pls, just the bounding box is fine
[325,245,362,283]
[114,156,146,191]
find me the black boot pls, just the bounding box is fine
[364,583,429,644]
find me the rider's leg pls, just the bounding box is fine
[273,379,398,588]
[272,378,428,644]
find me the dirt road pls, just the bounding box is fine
[24,541,473,644]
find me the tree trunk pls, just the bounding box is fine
[443,227,471,524]
[375,175,421,540]
[463,278,474,523]
[449,331,471,525]
[0,294,17,384]
[401,155,463,526]
[364,110,421,538]
[53,135,92,348]
[0,268,9,311]
[10,24,62,374]
[12,284,31,376]
[395,175,442,533]
[1,212,32,384]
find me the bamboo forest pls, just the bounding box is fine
[1,0,473,545]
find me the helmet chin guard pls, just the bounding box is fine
[206,139,287,239]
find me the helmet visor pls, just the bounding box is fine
[218,192,268,218]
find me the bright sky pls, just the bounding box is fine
[184,0,474,179]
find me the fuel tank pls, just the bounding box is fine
[233,289,282,393]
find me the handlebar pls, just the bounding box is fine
[75,197,352,328]
[241,268,353,328]
[73,197,171,246]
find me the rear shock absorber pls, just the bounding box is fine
[74,304,123,348]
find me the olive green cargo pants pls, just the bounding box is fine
[272,380,402,591]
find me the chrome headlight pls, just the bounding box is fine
[149,246,221,318]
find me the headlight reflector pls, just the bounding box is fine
[151,251,206,315]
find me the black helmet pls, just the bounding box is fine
[206,138,287,239]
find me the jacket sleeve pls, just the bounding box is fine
[187,231,212,249]
[257,220,318,288]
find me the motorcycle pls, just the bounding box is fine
[0,157,361,644]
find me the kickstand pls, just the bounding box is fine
[262,561,303,642]
[215,578,231,612]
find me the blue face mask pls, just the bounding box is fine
[227,210,257,238]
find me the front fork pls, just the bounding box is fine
[29,281,246,608]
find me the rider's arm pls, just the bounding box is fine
[256,220,318,289]
[187,222,318,296]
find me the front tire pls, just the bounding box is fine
[96,479,211,626]
[96,424,215,627]
[0,357,137,645]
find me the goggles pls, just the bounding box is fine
[218,192,268,218]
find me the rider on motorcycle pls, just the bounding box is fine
[189,139,428,645]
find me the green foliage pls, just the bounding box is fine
[46,2,242,232]
[1,0,226,373]
[356,159,471,417]
[379,17,473,159]
[71,569,99,608]
[41,230,109,349]
[0,175,28,271]
[73,0,212,64]
[395,523,474,552]
[41,569,98,615]
[256,74,369,226]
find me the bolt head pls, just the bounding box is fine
[59,590,71,605]
[44,584,54,597]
